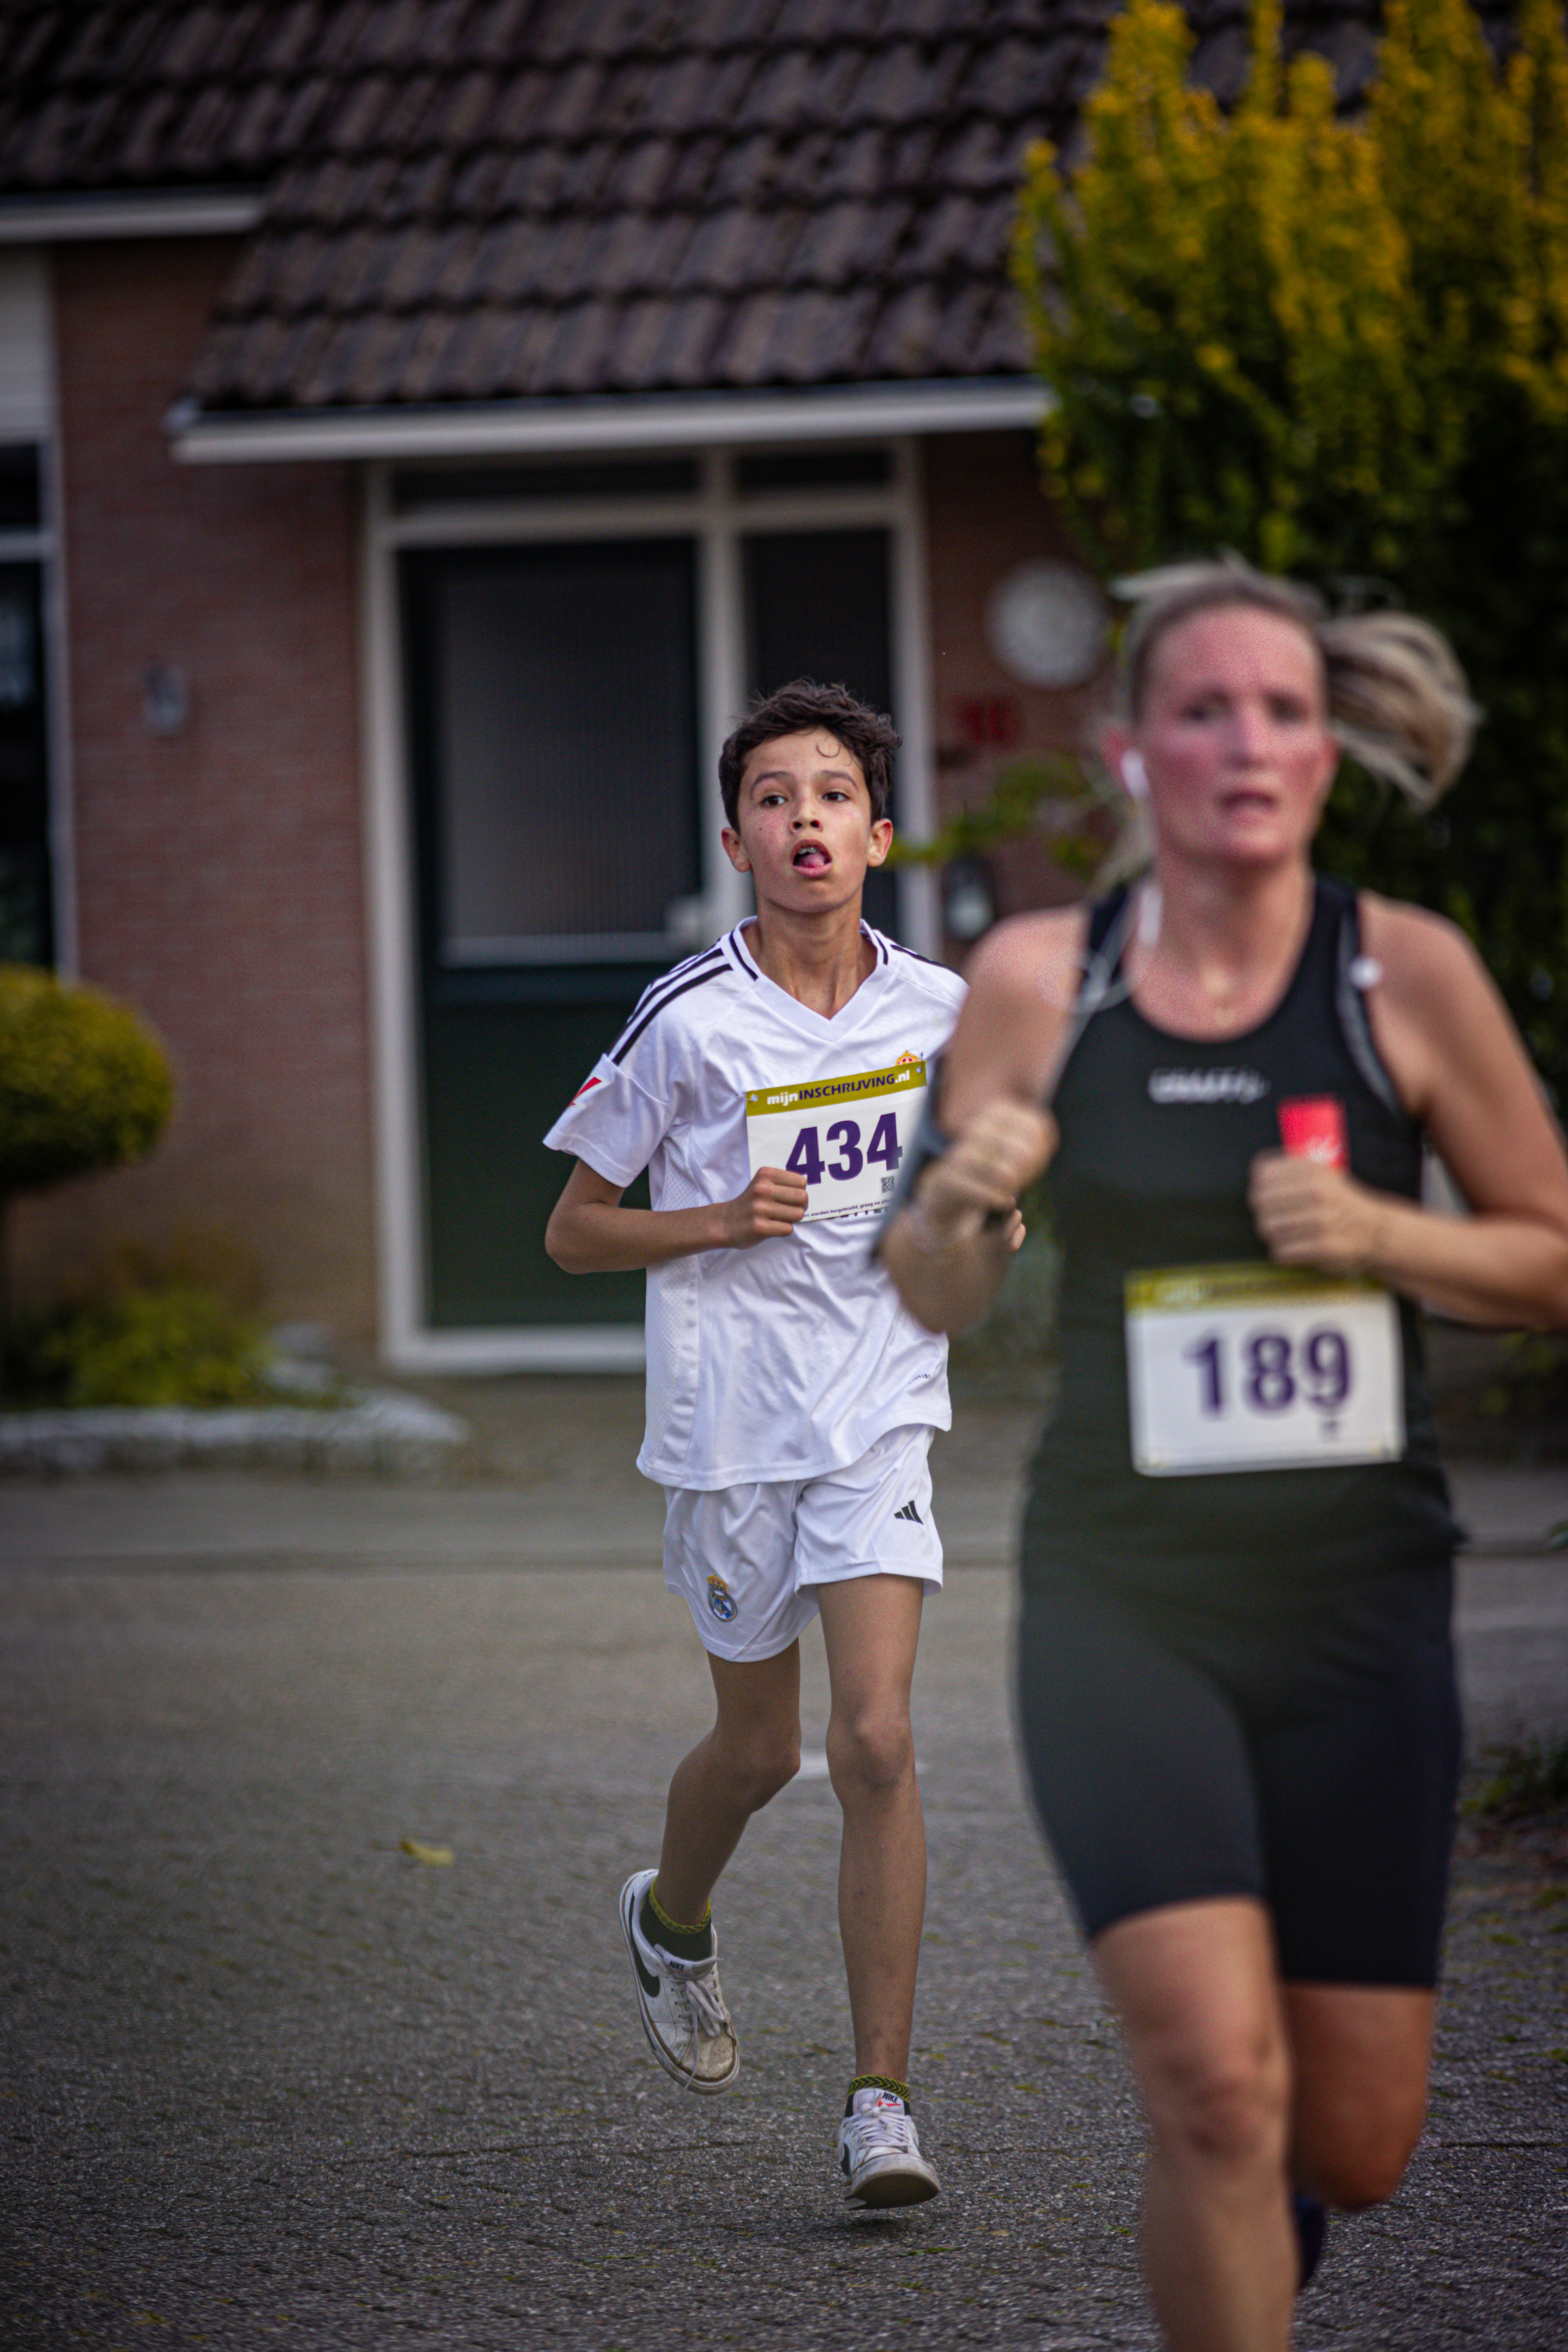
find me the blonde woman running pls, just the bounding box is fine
[884,561,1568,2352]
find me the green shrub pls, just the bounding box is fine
[0,964,173,1193]
[34,1282,275,1409]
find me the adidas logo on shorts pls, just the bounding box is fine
[894,1500,923,1523]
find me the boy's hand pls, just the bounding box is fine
[720,1165,809,1247]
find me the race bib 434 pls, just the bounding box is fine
[1124,1262,1405,1476]
[746,1060,927,1224]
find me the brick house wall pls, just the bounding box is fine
[13,238,377,1338]
[924,430,1114,926]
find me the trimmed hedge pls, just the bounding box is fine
[0,964,173,1196]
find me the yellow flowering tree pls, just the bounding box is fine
[1014,0,1568,1082]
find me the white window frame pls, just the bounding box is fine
[361,438,938,1371]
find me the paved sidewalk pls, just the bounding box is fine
[1,1386,1565,2350]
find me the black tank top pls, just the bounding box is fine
[1021,874,1459,1593]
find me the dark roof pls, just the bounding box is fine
[0,2,1532,415]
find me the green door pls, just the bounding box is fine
[401,540,701,1329]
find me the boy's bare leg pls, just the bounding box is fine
[653,1642,802,1926]
[816,1574,927,2078]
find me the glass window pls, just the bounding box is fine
[737,447,891,492]
[0,561,52,964]
[393,457,699,510]
[0,445,41,532]
[404,539,702,963]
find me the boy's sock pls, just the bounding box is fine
[641,1881,714,1962]
[845,2073,911,2114]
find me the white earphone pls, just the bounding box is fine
[1121,749,1150,801]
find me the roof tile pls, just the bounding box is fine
[670,203,779,296]
[420,303,512,400]
[397,303,468,400]
[532,296,619,394]
[602,290,681,388]
[251,4,327,78]
[933,111,1022,194]
[643,291,725,387]
[975,296,1032,376]
[552,135,625,213]
[735,45,834,133]
[488,64,551,142]
[119,85,181,178]
[532,56,609,141]
[713,285,786,385]
[271,74,340,157]
[602,132,681,210]
[865,278,944,376]
[466,0,542,68]
[681,0,784,53]
[651,49,758,137]
[224,76,296,172]
[665,129,724,206]
[222,227,285,314]
[775,0,883,39]
[416,67,507,149]
[447,143,516,216]
[787,197,911,289]
[309,2,387,78]
[706,128,786,205]
[165,77,241,172]
[336,309,419,404]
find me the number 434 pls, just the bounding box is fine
[785,1113,903,1185]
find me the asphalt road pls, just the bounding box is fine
[2,1389,1566,2352]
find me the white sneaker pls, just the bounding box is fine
[618,1868,739,2094]
[837,2087,941,2207]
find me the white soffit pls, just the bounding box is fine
[0,191,263,242]
[169,378,1052,463]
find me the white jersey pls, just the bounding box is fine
[543,921,967,1490]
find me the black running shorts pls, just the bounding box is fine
[1016,1563,1462,1986]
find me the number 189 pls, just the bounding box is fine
[1183,1327,1352,1417]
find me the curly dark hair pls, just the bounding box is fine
[718,679,900,828]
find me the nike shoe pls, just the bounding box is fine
[837,2086,941,2207]
[618,1868,739,2094]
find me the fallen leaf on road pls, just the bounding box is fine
[399,1838,454,1866]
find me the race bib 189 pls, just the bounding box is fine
[1124,1262,1404,1476]
[745,1058,927,1224]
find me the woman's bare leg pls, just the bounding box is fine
[1093,1898,1295,2352]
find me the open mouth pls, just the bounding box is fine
[793,843,832,870]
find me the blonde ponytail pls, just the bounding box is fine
[1317,609,1478,807]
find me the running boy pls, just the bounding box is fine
[543,680,967,2207]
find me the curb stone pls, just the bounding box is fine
[0,1388,470,1479]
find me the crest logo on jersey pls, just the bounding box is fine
[706,1574,738,1624]
[895,1049,920,1064]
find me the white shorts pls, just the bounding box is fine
[662,1423,943,1663]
